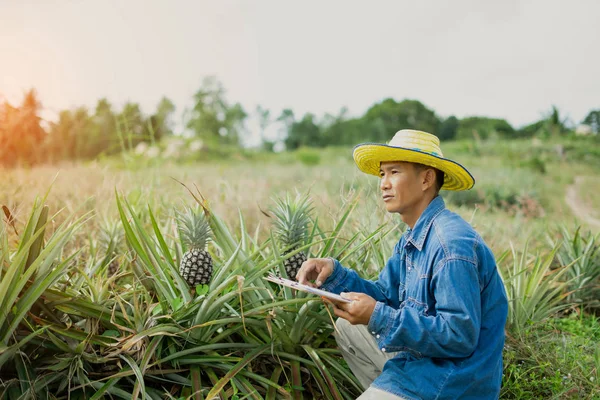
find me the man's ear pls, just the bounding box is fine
[422,168,436,191]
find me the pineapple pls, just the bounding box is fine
[271,194,313,279]
[99,219,123,277]
[177,207,213,287]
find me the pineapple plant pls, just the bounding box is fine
[271,194,313,279]
[99,219,124,277]
[176,207,214,287]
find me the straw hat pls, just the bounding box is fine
[353,129,475,191]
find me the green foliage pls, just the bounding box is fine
[519,106,571,139]
[364,98,440,141]
[582,109,600,134]
[456,116,515,140]
[296,147,321,166]
[519,155,547,174]
[270,192,313,248]
[186,76,247,146]
[0,193,89,378]
[2,183,600,398]
[285,113,322,150]
[438,115,459,140]
[498,243,573,334]
[518,120,546,138]
[443,183,544,218]
[5,79,600,166]
[553,226,600,309]
[501,315,600,399]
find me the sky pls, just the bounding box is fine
[1,0,598,145]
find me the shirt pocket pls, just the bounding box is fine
[406,255,434,311]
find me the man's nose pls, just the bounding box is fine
[380,176,390,190]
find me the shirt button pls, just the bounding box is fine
[381,348,386,352]
[376,334,380,339]
[371,331,376,335]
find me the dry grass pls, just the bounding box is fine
[0,147,595,256]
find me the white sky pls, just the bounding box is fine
[1,0,598,145]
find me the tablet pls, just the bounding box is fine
[264,273,352,303]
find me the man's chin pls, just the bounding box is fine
[384,203,401,214]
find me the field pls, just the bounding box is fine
[1,138,599,399]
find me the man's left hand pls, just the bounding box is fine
[324,292,377,325]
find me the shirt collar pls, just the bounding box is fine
[404,195,446,251]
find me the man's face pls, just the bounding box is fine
[379,161,424,214]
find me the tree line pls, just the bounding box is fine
[1,76,598,166]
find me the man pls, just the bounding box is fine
[296,129,508,400]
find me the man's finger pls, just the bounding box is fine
[315,267,330,287]
[327,297,350,309]
[332,305,352,321]
[340,292,361,301]
[296,260,314,284]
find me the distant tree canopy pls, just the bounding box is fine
[284,99,444,150]
[456,117,515,140]
[438,116,459,141]
[0,78,596,166]
[582,109,600,134]
[0,89,45,166]
[364,99,440,142]
[0,90,175,166]
[186,76,247,146]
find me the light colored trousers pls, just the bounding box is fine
[335,318,408,400]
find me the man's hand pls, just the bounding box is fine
[325,292,377,325]
[296,258,334,287]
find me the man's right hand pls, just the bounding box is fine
[296,258,334,287]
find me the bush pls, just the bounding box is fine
[296,147,321,166]
[444,184,544,217]
[519,155,547,174]
[443,188,485,208]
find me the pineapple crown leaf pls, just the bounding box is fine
[176,206,212,250]
[270,193,314,247]
[98,218,124,251]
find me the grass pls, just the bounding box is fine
[0,139,595,255]
[502,313,600,399]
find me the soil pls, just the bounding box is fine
[565,176,600,229]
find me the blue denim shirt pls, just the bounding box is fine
[322,196,508,400]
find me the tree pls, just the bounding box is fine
[46,107,93,160]
[582,109,600,134]
[0,89,47,166]
[456,117,514,140]
[276,108,295,148]
[320,107,365,146]
[147,96,176,141]
[256,105,273,151]
[285,113,322,150]
[438,116,459,141]
[544,105,569,137]
[364,99,440,141]
[186,76,247,146]
[117,102,146,151]
[518,120,545,138]
[92,98,118,155]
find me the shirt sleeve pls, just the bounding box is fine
[367,258,481,359]
[321,256,401,308]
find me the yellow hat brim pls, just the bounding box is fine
[353,143,475,191]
